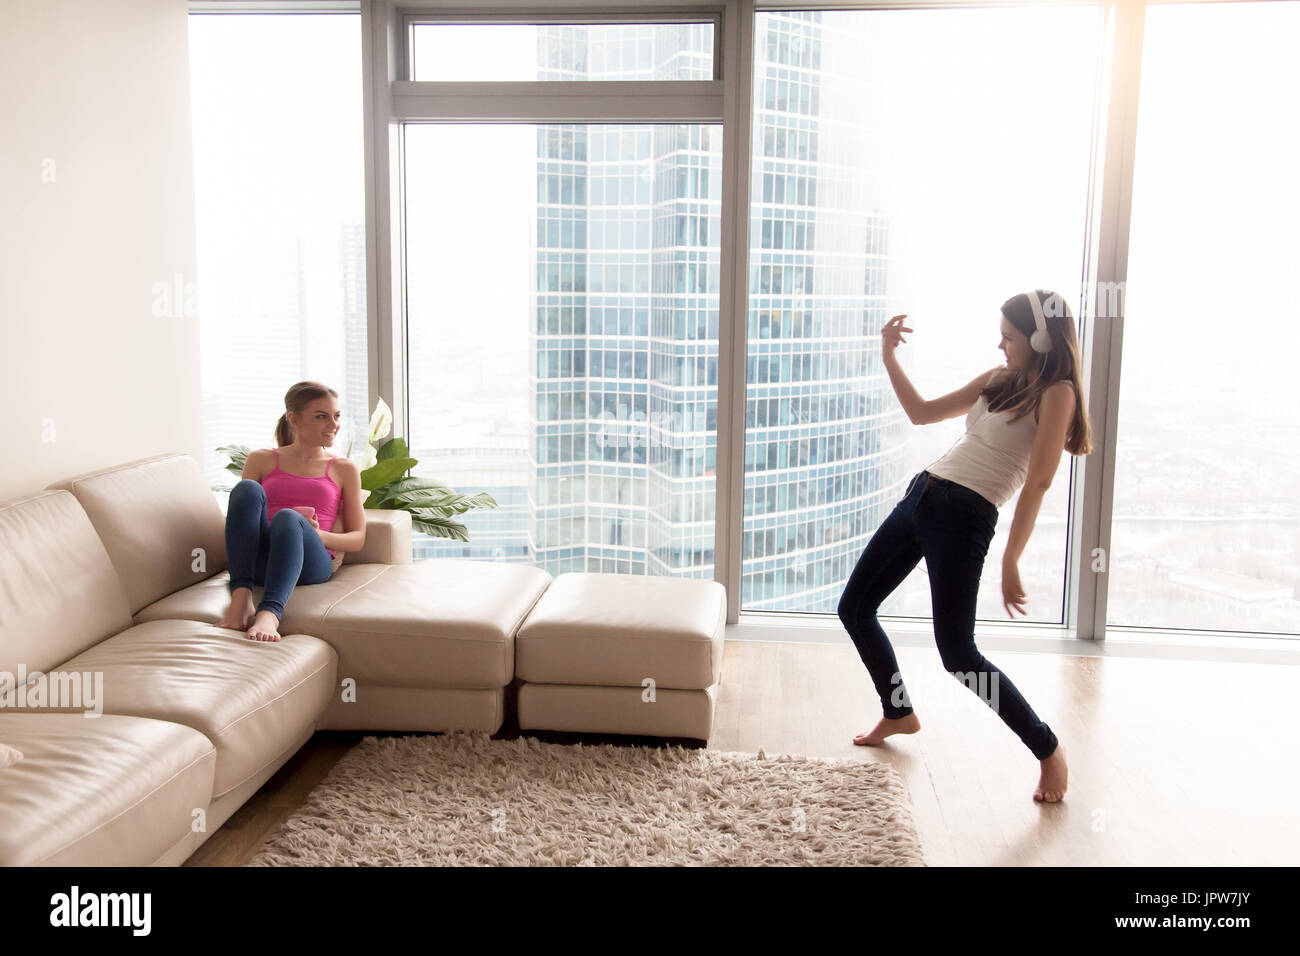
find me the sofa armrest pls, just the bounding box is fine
[344,509,412,566]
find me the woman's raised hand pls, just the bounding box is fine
[882,314,912,356]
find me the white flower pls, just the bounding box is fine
[367,398,393,444]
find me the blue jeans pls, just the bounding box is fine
[225,478,334,620]
[837,470,1059,760]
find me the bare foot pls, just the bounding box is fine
[1034,742,1068,803]
[246,609,282,643]
[216,589,256,631]
[853,712,922,746]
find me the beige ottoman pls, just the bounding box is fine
[515,572,727,741]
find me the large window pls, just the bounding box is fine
[189,13,368,486]
[405,122,722,571]
[185,0,1300,642]
[741,6,1099,619]
[1109,0,1300,635]
[402,22,721,571]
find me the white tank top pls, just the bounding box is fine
[924,370,1039,508]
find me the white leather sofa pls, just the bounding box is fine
[0,453,551,865]
[0,452,726,866]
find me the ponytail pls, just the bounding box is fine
[274,413,292,448]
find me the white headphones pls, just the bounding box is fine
[1026,290,1054,354]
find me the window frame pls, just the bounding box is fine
[402,9,725,83]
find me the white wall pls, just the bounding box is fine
[0,0,201,501]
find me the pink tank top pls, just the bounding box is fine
[261,448,344,558]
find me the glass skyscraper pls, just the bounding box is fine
[530,23,719,578]
[744,12,899,612]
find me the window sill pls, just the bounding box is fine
[730,611,1300,666]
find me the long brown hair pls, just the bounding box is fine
[981,291,1094,456]
[274,381,339,448]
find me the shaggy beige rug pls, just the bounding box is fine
[248,730,926,866]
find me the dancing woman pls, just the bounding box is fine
[216,381,366,642]
[837,291,1094,802]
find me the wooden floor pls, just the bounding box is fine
[187,638,1300,866]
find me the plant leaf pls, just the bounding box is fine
[367,476,453,507]
[376,436,410,462]
[360,456,417,491]
[395,490,498,514]
[216,443,251,475]
[410,513,470,542]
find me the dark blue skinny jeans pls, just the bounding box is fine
[837,469,1059,760]
[225,478,334,621]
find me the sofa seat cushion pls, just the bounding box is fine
[516,572,727,689]
[0,713,215,866]
[306,560,552,689]
[8,620,336,799]
[133,565,390,635]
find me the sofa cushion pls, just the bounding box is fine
[46,453,227,614]
[1,620,336,799]
[0,712,215,866]
[0,490,134,676]
[307,560,552,689]
[133,565,390,634]
[516,572,727,689]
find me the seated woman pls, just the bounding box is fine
[216,381,366,642]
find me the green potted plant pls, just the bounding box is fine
[214,398,497,542]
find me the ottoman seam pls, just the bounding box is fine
[318,563,394,620]
[314,626,509,640]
